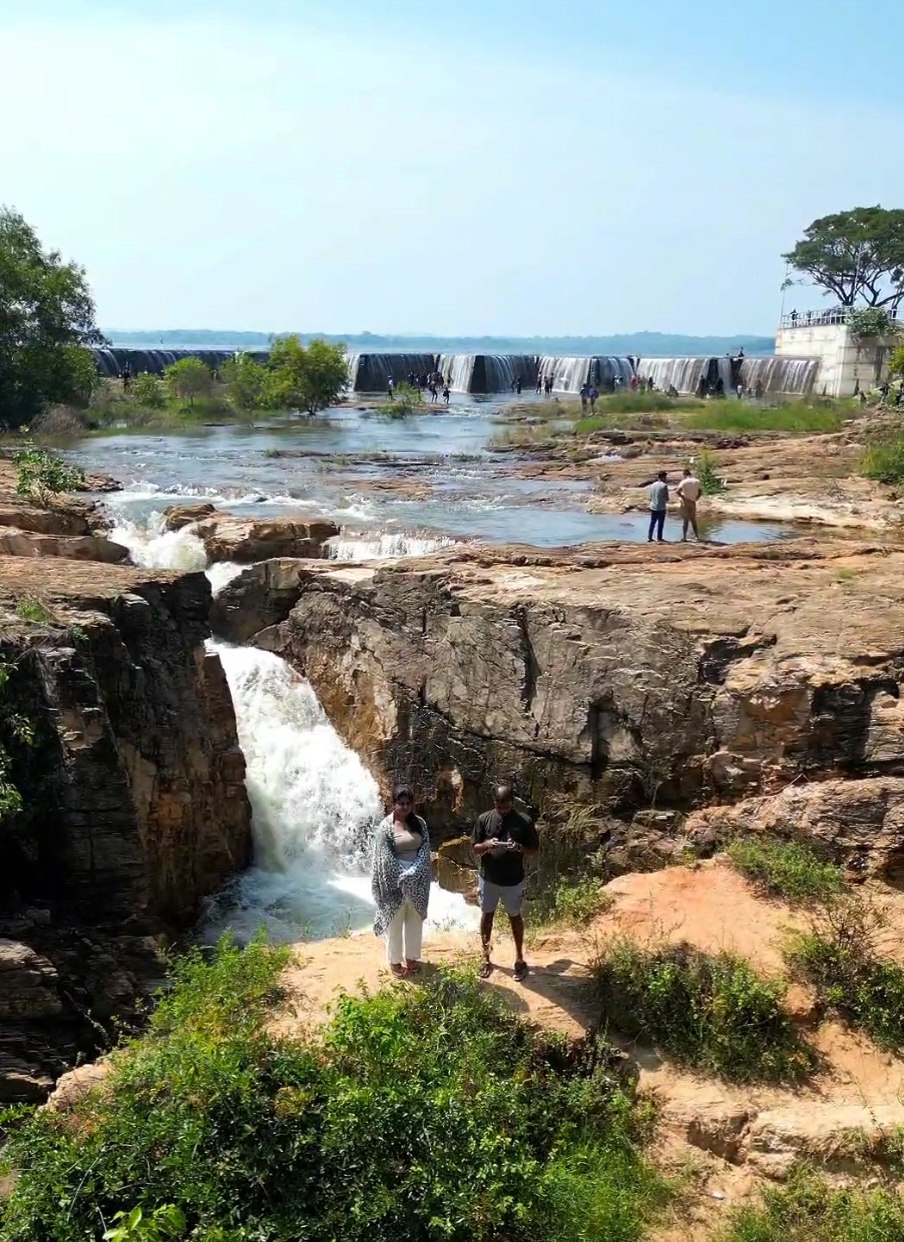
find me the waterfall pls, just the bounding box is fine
[739,356,819,396]
[108,505,209,572]
[206,645,479,942]
[439,354,477,392]
[91,347,269,377]
[352,354,438,391]
[329,532,457,560]
[538,356,635,393]
[438,354,537,393]
[635,358,707,394]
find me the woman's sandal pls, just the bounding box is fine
[405,960,422,975]
[513,960,529,983]
[478,959,493,980]
[390,963,407,979]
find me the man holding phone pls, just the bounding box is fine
[471,783,540,982]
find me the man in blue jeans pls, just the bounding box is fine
[471,784,540,982]
[648,470,670,542]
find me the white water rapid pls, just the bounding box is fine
[207,645,478,942]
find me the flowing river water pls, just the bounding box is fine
[65,396,799,941]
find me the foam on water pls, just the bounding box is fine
[329,532,457,560]
[206,644,478,941]
[110,505,208,572]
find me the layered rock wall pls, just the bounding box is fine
[0,558,252,1099]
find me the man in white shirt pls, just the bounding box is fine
[676,468,702,542]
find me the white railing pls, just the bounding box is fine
[780,307,900,330]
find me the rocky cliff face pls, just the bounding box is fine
[0,557,252,1100]
[214,541,904,880]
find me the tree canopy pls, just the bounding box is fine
[267,335,348,414]
[783,206,904,309]
[164,356,213,407]
[0,207,105,427]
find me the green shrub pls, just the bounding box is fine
[696,449,726,495]
[1,937,667,1242]
[129,372,166,408]
[375,382,422,417]
[13,445,86,503]
[14,598,53,624]
[593,391,688,414]
[719,1166,904,1242]
[789,896,904,1050]
[593,939,815,1083]
[727,836,845,905]
[860,431,904,485]
[536,876,613,927]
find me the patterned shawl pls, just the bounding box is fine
[371,812,431,936]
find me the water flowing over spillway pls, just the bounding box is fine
[438,354,537,393]
[91,347,269,377]
[739,356,819,396]
[538,356,635,392]
[207,645,478,941]
[350,354,438,391]
[636,357,708,394]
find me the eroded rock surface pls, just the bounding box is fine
[218,540,904,871]
[0,557,252,1100]
[162,504,339,563]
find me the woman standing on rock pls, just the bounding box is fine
[371,785,431,977]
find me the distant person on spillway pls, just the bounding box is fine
[471,783,539,983]
[371,785,432,978]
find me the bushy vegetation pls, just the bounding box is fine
[0,936,669,1242]
[727,836,845,905]
[375,382,423,417]
[696,449,726,495]
[13,445,86,503]
[789,896,904,1050]
[0,207,104,429]
[681,401,845,434]
[719,1166,904,1242]
[14,597,53,624]
[860,429,904,485]
[593,939,815,1083]
[535,876,613,927]
[0,658,32,822]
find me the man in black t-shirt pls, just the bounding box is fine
[470,783,539,982]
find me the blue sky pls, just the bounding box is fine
[2,0,901,335]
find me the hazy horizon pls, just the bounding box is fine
[4,1,902,336]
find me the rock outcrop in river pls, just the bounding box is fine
[214,540,904,879]
[0,557,251,1101]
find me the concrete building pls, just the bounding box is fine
[775,308,899,397]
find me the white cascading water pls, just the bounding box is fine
[207,644,478,942]
[109,505,208,572]
[329,533,457,561]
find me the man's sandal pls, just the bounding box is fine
[478,960,493,979]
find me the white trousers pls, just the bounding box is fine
[385,899,424,965]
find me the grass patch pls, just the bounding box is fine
[14,597,54,625]
[593,939,816,1083]
[534,876,613,928]
[860,430,904,485]
[680,401,844,434]
[1,936,670,1242]
[727,836,845,905]
[788,896,904,1050]
[719,1166,904,1241]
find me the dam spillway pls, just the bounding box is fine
[92,348,821,398]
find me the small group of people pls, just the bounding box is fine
[371,782,539,982]
[648,467,702,543]
[631,375,657,392]
[579,382,599,411]
[386,375,451,404]
[509,376,524,395]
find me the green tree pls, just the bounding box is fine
[783,207,904,309]
[0,207,105,428]
[163,356,213,408]
[267,335,348,414]
[889,343,904,376]
[130,372,166,408]
[221,352,268,411]
[14,445,86,504]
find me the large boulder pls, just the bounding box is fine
[162,504,339,563]
[0,528,129,562]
